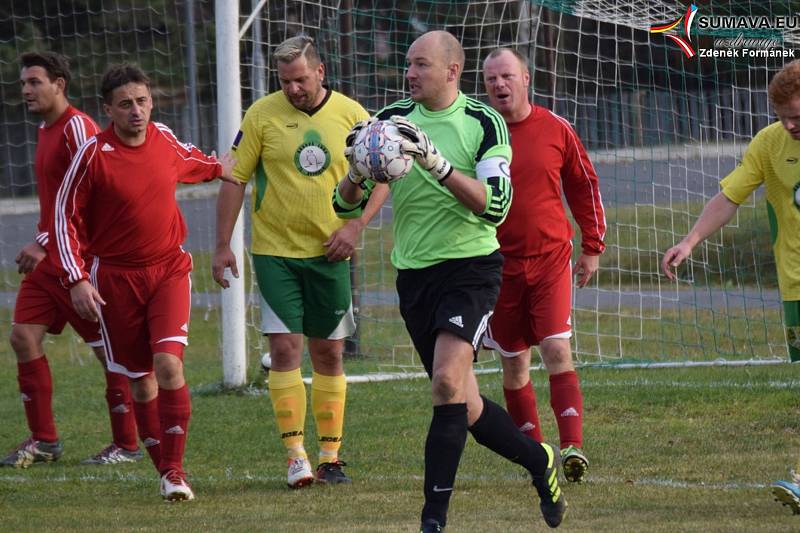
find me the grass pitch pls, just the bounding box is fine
[1,318,799,532]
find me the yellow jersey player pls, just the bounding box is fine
[662,59,800,515]
[213,35,389,489]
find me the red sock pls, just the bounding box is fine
[104,372,138,450]
[133,398,161,469]
[17,356,57,442]
[503,380,543,442]
[549,371,583,449]
[158,385,191,476]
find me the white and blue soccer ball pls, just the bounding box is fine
[352,120,414,184]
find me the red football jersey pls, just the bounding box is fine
[34,106,100,272]
[498,105,606,258]
[55,121,222,284]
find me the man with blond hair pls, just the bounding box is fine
[335,31,567,531]
[662,59,800,514]
[214,35,388,489]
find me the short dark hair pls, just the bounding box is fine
[101,63,151,104]
[19,51,72,87]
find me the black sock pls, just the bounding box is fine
[468,395,548,476]
[421,402,468,527]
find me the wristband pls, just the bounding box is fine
[347,170,368,190]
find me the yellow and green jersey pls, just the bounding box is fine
[232,89,369,257]
[720,121,800,300]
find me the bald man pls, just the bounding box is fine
[334,31,567,531]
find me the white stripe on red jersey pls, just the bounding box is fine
[497,105,606,258]
[55,122,221,284]
[34,106,99,274]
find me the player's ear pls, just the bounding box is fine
[318,61,325,82]
[54,76,66,95]
[447,62,459,83]
[102,103,112,118]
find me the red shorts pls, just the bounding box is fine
[485,242,573,355]
[13,265,102,345]
[92,250,193,378]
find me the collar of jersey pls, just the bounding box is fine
[300,85,332,117]
[416,91,465,118]
[41,105,76,131]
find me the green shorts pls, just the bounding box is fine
[785,300,800,362]
[252,254,355,339]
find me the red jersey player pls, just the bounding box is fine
[54,63,236,501]
[3,52,141,468]
[482,48,606,483]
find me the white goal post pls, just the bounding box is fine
[216,1,247,387]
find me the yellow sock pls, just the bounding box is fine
[268,368,307,459]
[311,372,346,464]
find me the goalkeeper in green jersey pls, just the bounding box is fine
[334,30,568,531]
[662,59,800,515]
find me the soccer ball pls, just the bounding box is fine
[352,120,414,184]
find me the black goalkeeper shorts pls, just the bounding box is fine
[396,251,503,377]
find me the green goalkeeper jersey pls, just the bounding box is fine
[371,92,512,269]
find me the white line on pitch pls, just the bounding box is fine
[0,472,768,490]
[195,376,800,397]
[578,379,800,390]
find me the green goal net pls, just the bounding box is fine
[0,1,795,380]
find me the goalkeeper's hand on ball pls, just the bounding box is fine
[344,117,377,168]
[343,117,377,187]
[345,167,368,187]
[391,115,453,182]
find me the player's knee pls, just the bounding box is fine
[309,343,343,373]
[9,326,42,360]
[269,335,303,362]
[539,340,574,372]
[153,353,184,385]
[431,372,461,403]
[501,350,531,374]
[130,373,157,402]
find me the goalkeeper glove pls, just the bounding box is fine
[391,115,453,182]
[345,168,368,188]
[344,116,378,168]
[343,117,377,189]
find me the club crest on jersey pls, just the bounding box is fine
[294,130,331,176]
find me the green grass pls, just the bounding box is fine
[0,203,791,529]
[1,321,800,531]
